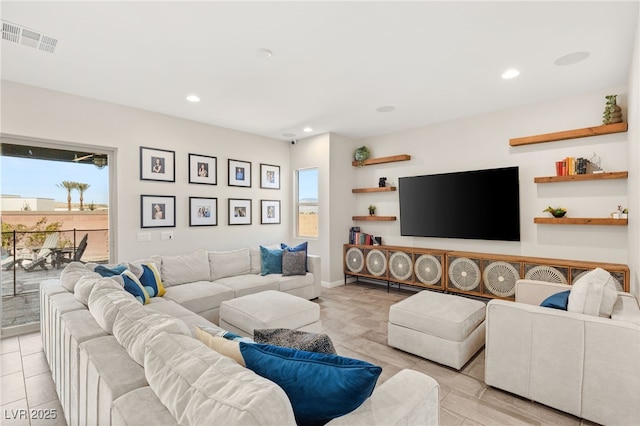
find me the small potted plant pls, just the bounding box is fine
[354,146,370,167]
[368,205,376,216]
[543,206,567,218]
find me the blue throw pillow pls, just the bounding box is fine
[113,270,150,305]
[94,264,127,277]
[540,290,570,310]
[239,342,382,426]
[281,242,308,271]
[260,246,283,276]
[138,263,165,298]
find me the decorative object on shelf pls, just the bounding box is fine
[602,94,623,125]
[612,205,628,219]
[354,146,370,167]
[543,206,567,218]
[378,177,387,187]
[368,205,376,216]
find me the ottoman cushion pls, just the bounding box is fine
[220,290,319,336]
[389,291,485,341]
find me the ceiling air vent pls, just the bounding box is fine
[1,20,59,53]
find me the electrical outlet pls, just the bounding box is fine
[161,231,173,240]
[137,232,151,242]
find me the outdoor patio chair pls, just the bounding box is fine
[54,233,88,268]
[1,248,16,270]
[19,233,59,272]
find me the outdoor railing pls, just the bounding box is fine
[1,228,109,297]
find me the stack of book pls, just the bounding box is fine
[555,157,595,176]
[349,227,381,245]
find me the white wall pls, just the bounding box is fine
[0,195,55,211]
[626,6,640,295]
[1,81,292,261]
[350,86,631,268]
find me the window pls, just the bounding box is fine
[296,168,318,238]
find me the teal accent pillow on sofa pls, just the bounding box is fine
[260,245,283,276]
[239,342,381,426]
[540,290,570,310]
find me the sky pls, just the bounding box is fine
[1,156,110,205]
[298,168,318,201]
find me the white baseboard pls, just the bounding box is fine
[1,322,40,338]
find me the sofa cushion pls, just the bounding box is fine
[112,304,191,366]
[260,246,283,276]
[152,250,210,286]
[540,290,570,310]
[60,262,101,292]
[213,274,279,298]
[278,273,315,293]
[568,268,619,317]
[144,332,297,425]
[163,281,235,315]
[209,249,251,281]
[88,279,139,334]
[74,275,104,306]
[240,342,381,426]
[282,250,306,276]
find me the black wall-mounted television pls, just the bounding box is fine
[398,166,520,241]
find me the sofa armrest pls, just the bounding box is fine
[327,369,439,425]
[515,279,572,305]
[306,254,321,298]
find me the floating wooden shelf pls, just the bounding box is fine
[510,122,628,146]
[352,154,411,167]
[352,216,397,221]
[352,186,397,193]
[534,217,628,226]
[534,171,628,183]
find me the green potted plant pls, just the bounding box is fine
[368,205,376,216]
[543,206,567,218]
[354,146,370,167]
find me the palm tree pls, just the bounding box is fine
[56,181,76,211]
[75,182,91,211]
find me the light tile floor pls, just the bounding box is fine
[0,282,599,426]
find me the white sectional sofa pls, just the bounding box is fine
[41,246,440,426]
[485,278,640,426]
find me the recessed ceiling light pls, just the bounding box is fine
[282,132,296,138]
[303,127,313,133]
[501,69,520,79]
[376,105,395,113]
[554,51,590,66]
[186,94,200,102]
[256,48,273,58]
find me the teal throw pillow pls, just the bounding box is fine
[260,245,283,276]
[281,242,308,271]
[239,342,381,426]
[94,264,127,277]
[540,290,570,310]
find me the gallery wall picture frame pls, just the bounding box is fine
[141,195,176,228]
[189,197,218,226]
[228,198,252,225]
[228,159,251,187]
[140,146,175,182]
[189,154,217,185]
[261,200,281,224]
[260,163,281,189]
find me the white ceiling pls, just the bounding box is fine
[1,1,638,141]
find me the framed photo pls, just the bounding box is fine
[189,154,217,185]
[140,146,175,182]
[141,195,175,228]
[260,163,280,189]
[228,159,251,187]
[261,200,281,224]
[189,197,217,226]
[228,198,252,225]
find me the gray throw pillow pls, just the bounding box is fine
[253,328,337,354]
[282,250,306,276]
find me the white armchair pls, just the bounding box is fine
[485,279,640,426]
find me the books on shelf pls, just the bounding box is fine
[555,157,594,176]
[348,227,381,245]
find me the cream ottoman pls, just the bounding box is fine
[388,291,486,370]
[219,290,321,338]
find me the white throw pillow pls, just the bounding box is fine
[568,268,618,317]
[209,249,251,281]
[88,279,138,334]
[156,249,210,286]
